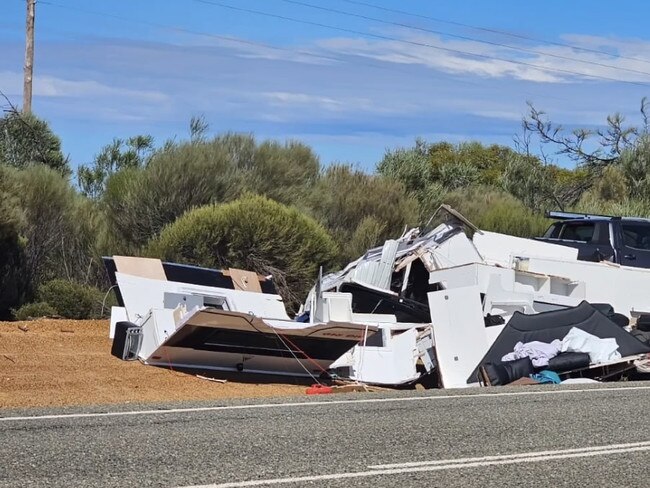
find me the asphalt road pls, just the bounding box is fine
[1,383,650,487]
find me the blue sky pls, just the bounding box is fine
[2,0,650,171]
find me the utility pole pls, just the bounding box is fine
[23,0,36,114]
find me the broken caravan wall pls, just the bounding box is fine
[105,256,279,308]
[302,220,484,318]
[111,264,389,380]
[417,212,591,389]
[425,237,587,389]
[303,205,590,331]
[142,307,378,378]
[298,224,467,386]
[105,256,284,338]
[472,231,650,318]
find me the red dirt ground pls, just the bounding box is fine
[0,319,307,409]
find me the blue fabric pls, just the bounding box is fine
[295,312,310,323]
[530,370,561,384]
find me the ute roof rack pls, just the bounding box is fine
[545,211,620,221]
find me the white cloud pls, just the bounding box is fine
[258,91,423,119]
[1,28,648,168]
[262,91,346,110]
[0,70,168,102]
[316,31,650,84]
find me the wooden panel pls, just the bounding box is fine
[114,256,166,280]
[228,268,262,293]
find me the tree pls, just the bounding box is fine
[0,167,28,318]
[593,165,628,202]
[189,115,210,143]
[303,164,419,262]
[149,195,338,311]
[619,134,650,199]
[0,111,69,175]
[523,100,648,173]
[378,139,522,219]
[378,139,520,192]
[501,153,557,211]
[103,138,243,250]
[427,141,515,186]
[442,186,550,238]
[377,138,433,197]
[77,135,154,199]
[5,166,106,294]
[103,133,321,250]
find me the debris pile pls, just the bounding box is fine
[105,205,650,389]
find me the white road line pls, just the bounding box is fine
[2,385,650,422]
[177,444,650,488]
[368,440,650,469]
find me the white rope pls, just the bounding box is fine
[100,284,118,317]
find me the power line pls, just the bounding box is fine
[32,0,593,109]
[36,0,400,73]
[278,0,650,79]
[191,0,650,87]
[42,0,554,101]
[33,0,523,97]
[35,0,575,105]
[339,0,650,67]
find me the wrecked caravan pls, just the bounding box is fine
[105,256,385,380]
[301,205,650,388]
[105,204,650,389]
[301,207,590,386]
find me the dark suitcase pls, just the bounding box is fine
[111,321,142,360]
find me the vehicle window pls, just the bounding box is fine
[560,223,595,242]
[544,223,562,238]
[591,222,611,245]
[621,223,650,250]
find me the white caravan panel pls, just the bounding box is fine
[109,306,128,339]
[428,285,490,388]
[473,231,578,267]
[115,272,290,324]
[522,257,650,317]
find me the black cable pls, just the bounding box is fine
[191,0,650,87]
[340,0,650,66]
[278,0,650,79]
[36,0,577,104]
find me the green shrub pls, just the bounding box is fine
[573,192,650,218]
[148,194,338,312]
[347,216,386,263]
[6,165,107,292]
[12,302,57,321]
[0,168,29,318]
[302,164,419,255]
[37,279,105,319]
[103,133,320,249]
[442,186,550,238]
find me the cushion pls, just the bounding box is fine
[479,357,534,386]
[547,352,590,372]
